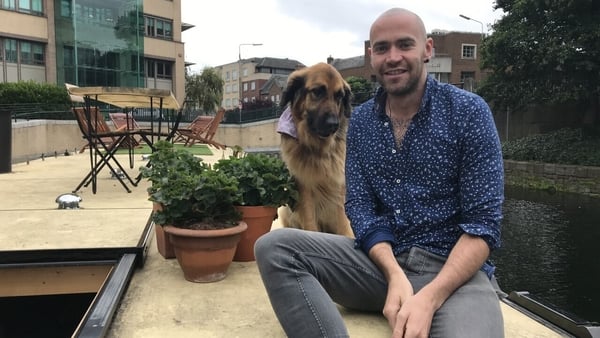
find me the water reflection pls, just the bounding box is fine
[492,186,600,323]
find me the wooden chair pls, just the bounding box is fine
[109,112,144,149]
[72,107,138,193]
[175,108,226,149]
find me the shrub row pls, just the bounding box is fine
[502,127,600,166]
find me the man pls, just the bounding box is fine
[255,8,504,338]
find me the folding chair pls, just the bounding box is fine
[109,112,144,149]
[173,115,213,145]
[72,107,139,193]
[175,108,227,149]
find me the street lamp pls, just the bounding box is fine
[459,14,485,40]
[238,43,263,123]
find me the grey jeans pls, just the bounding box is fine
[255,228,504,338]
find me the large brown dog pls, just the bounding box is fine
[278,63,354,237]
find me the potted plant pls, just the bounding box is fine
[140,140,207,259]
[214,151,298,261]
[140,140,247,282]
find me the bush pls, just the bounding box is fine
[502,128,600,166]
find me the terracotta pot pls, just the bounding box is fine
[163,221,248,283]
[152,202,175,259]
[234,205,278,262]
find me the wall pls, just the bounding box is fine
[504,160,600,196]
[11,119,281,164]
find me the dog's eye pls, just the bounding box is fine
[310,86,326,99]
[334,91,344,102]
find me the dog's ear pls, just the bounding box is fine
[281,70,306,109]
[342,81,353,117]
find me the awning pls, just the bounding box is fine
[66,85,180,110]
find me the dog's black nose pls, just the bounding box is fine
[317,115,340,137]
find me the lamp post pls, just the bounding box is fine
[459,14,485,40]
[238,43,263,123]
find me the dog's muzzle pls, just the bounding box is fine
[311,113,340,138]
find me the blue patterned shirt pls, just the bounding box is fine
[345,76,503,278]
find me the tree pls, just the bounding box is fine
[478,0,599,122]
[185,67,224,114]
[346,76,374,105]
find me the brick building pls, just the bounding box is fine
[327,31,486,92]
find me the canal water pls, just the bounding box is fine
[492,185,600,324]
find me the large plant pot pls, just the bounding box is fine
[163,222,248,283]
[234,205,278,262]
[152,202,175,259]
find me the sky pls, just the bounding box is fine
[181,0,505,73]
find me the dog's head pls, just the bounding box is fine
[281,63,353,139]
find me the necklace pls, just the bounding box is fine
[387,99,413,148]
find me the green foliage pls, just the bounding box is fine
[478,0,600,112]
[0,81,71,108]
[185,67,224,114]
[502,128,600,166]
[346,76,373,105]
[214,153,298,208]
[140,140,242,229]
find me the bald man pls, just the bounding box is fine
[255,8,504,338]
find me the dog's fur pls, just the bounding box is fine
[279,63,354,237]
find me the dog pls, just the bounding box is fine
[277,63,354,237]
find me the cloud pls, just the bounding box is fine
[181,0,504,73]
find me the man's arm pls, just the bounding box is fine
[368,242,414,330]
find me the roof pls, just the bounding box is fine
[66,85,180,110]
[246,57,305,71]
[329,55,365,71]
[260,75,288,94]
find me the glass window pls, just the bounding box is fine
[156,21,164,37]
[3,0,16,10]
[32,43,44,65]
[146,17,155,36]
[60,0,71,17]
[20,41,32,64]
[250,81,255,90]
[31,0,41,12]
[462,44,476,59]
[5,39,17,63]
[164,22,172,38]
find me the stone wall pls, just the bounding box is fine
[504,160,600,196]
[11,119,281,164]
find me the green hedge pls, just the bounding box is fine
[0,81,71,111]
[502,128,600,166]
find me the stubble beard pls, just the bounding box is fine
[379,62,423,97]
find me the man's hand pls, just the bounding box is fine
[391,288,436,338]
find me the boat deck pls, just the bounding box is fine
[0,149,568,337]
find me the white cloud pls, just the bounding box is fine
[181,0,504,73]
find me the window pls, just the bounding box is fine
[225,71,230,81]
[225,84,231,93]
[232,70,238,81]
[242,68,248,77]
[1,0,43,15]
[243,83,248,92]
[461,44,476,59]
[1,38,44,65]
[4,39,17,63]
[460,71,475,83]
[144,15,173,40]
[250,81,256,90]
[145,58,173,79]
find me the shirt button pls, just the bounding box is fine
[384,122,389,126]
[391,149,396,154]
[396,179,401,184]
[395,209,401,214]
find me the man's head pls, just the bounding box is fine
[369,8,433,97]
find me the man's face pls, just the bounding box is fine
[369,13,432,96]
